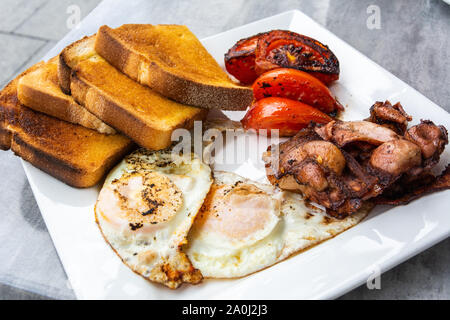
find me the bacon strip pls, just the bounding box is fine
[374,165,450,205]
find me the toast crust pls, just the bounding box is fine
[18,57,116,134]
[11,133,90,187]
[95,25,253,110]
[71,72,205,150]
[61,36,208,150]
[0,127,11,150]
[0,67,135,188]
[58,51,72,94]
[58,35,98,94]
[10,130,133,188]
[70,73,191,150]
[0,93,11,150]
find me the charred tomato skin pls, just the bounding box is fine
[255,30,340,85]
[224,33,262,84]
[252,68,343,114]
[241,97,333,137]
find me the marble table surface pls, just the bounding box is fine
[0,0,449,300]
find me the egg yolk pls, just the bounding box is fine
[194,183,279,241]
[96,171,183,233]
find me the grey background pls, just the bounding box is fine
[0,0,449,300]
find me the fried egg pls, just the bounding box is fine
[185,171,371,278]
[95,148,212,289]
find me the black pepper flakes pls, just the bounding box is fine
[142,208,156,216]
[129,222,143,231]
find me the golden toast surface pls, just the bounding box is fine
[18,57,115,134]
[95,24,253,110]
[75,57,206,130]
[0,66,134,188]
[60,36,208,150]
[101,24,235,85]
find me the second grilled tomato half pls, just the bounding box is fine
[252,68,343,114]
[241,97,332,137]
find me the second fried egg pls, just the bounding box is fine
[185,171,370,278]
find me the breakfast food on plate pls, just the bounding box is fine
[95,148,212,289]
[263,101,450,218]
[226,31,342,136]
[17,57,115,134]
[225,30,339,85]
[4,20,448,292]
[241,67,343,136]
[185,171,371,278]
[94,24,253,110]
[0,66,134,188]
[241,97,332,136]
[252,68,343,114]
[59,35,208,150]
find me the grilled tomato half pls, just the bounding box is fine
[224,33,261,84]
[254,30,339,85]
[241,97,333,137]
[252,68,343,114]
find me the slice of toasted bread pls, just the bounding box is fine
[0,65,135,188]
[18,57,116,134]
[94,24,253,110]
[59,36,208,150]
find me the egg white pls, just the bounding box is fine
[95,148,212,289]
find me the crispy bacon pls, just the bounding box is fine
[405,120,448,168]
[367,101,412,135]
[374,165,450,205]
[264,101,449,218]
[315,120,399,147]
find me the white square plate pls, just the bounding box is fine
[23,8,450,299]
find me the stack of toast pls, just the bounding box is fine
[0,24,252,188]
